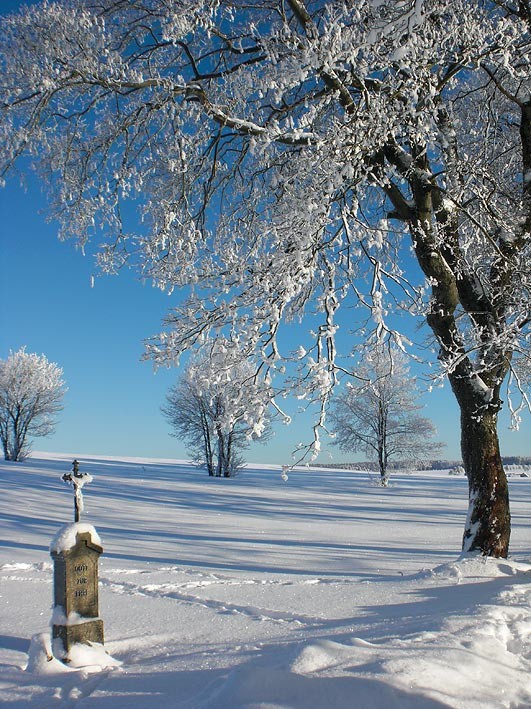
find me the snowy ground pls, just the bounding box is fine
[1,453,530,708]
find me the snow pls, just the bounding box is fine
[25,633,121,676]
[50,523,102,553]
[1,452,530,707]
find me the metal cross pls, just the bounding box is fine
[62,459,93,522]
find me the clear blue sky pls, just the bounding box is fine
[0,0,529,466]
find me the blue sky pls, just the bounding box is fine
[0,0,529,466]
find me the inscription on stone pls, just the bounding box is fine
[51,530,104,660]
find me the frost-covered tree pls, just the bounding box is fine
[0,348,66,461]
[0,1,530,556]
[330,348,443,485]
[162,340,272,476]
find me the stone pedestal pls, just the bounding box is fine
[51,528,104,661]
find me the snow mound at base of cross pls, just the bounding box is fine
[25,633,122,675]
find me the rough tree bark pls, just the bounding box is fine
[458,401,510,556]
[382,134,513,556]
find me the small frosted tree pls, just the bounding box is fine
[162,340,272,476]
[163,378,217,475]
[0,348,66,461]
[330,348,443,485]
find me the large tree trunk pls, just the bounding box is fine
[390,142,514,558]
[459,406,510,557]
[377,401,389,486]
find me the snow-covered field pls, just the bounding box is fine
[1,453,530,708]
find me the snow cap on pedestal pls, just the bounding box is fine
[50,523,102,554]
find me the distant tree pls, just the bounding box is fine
[449,465,466,476]
[330,348,443,486]
[162,340,272,476]
[163,378,217,476]
[0,348,66,461]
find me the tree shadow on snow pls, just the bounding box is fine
[0,635,30,653]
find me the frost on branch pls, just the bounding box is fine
[0,348,66,461]
[0,0,530,552]
[330,346,444,485]
[162,338,273,476]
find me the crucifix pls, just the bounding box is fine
[62,459,93,522]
